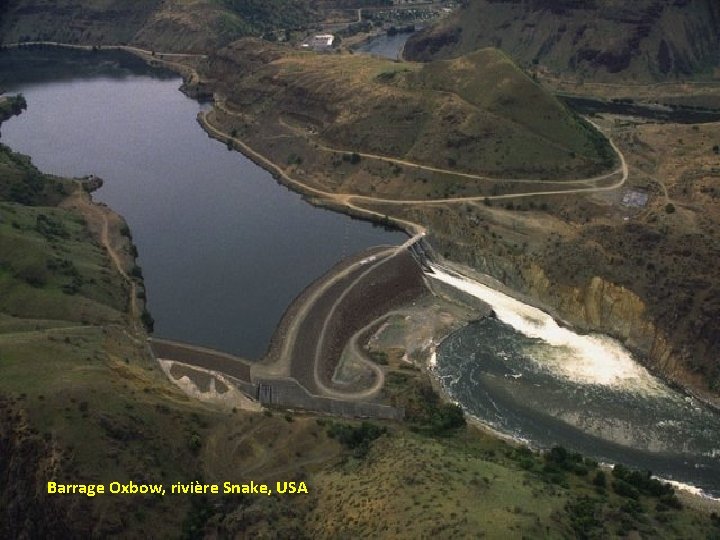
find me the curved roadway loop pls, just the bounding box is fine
[263,236,421,385]
[202,107,628,401]
[312,251,403,400]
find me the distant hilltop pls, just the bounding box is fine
[405,0,720,82]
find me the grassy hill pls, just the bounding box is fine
[0,0,394,53]
[0,0,318,52]
[206,39,616,186]
[405,0,720,82]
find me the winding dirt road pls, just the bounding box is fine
[65,186,141,330]
[9,42,630,402]
[203,105,628,211]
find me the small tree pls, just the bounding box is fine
[665,202,675,214]
[141,309,155,332]
[593,470,607,488]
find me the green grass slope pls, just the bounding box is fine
[0,138,128,324]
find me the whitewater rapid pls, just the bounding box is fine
[427,264,666,395]
[428,263,720,501]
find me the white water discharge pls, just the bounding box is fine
[428,264,667,395]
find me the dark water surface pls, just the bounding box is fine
[562,95,720,124]
[0,48,405,358]
[436,305,720,498]
[356,31,415,60]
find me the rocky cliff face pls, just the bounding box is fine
[429,233,719,406]
[406,0,720,82]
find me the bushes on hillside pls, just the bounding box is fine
[326,421,386,458]
[611,464,680,507]
[35,214,69,239]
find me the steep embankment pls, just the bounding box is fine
[204,39,616,186]
[405,0,720,82]
[0,0,163,47]
[0,103,205,537]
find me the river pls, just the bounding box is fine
[356,31,720,499]
[429,264,720,499]
[0,47,405,359]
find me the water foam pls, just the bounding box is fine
[428,264,666,394]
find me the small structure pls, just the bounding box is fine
[621,189,649,208]
[309,34,335,51]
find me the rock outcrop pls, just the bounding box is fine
[430,234,719,406]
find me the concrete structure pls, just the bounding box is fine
[149,338,404,420]
[310,34,335,50]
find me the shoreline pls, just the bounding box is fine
[0,88,146,334]
[425,339,720,508]
[187,53,720,504]
[433,259,720,415]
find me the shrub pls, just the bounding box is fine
[141,309,155,332]
[326,421,386,458]
[593,470,607,488]
[188,432,202,454]
[35,214,69,239]
[613,479,640,499]
[342,152,361,165]
[565,497,602,538]
[428,403,465,434]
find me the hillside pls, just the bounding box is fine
[405,0,720,82]
[0,0,318,52]
[0,0,405,53]
[203,39,616,194]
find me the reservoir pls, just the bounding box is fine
[0,48,405,359]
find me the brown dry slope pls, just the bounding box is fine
[202,39,617,188]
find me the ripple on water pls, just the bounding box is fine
[430,265,720,498]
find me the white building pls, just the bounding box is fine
[310,34,335,50]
